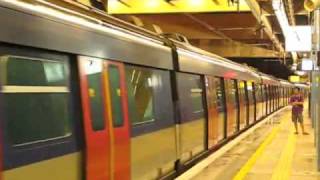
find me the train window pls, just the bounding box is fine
[216,77,226,138]
[216,78,226,116]
[3,56,67,86]
[177,73,204,117]
[85,60,105,131]
[1,56,71,145]
[191,88,204,113]
[108,65,124,127]
[125,66,155,125]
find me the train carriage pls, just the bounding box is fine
[173,44,261,156]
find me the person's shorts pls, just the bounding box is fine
[292,113,303,123]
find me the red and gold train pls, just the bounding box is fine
[0,1,309,180]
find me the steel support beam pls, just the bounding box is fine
[311,8,320,171]
[245,0,284,53]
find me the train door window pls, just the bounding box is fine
[191,88,204,114]
[274,86,276,109]
[284,87,286,105]
[260,84,263,116]
[1,56,71,145]
[264,85,268,114]
[177,73,205,119]
[275,87,278,108]
[215,77,226,140]
[225,79,238,136]
[255,84,262,120]
[125,66,155,126]
[261,84,264,117]
[84,59,105,131]
[238,81,247,129]
[247,81,255,124]
[206,76,225,147]
[108,65,124,127]
[265,85,270,114]
[270,86,273,112]
[269,86,272,113]
[269,86,272,112]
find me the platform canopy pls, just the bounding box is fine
[107,0,251,14]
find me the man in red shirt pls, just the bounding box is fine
[290,87,308,135]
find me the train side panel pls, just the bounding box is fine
[0,45,83,180]
[126,65,177,180]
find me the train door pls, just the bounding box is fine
[78,56,130,180]
[205,76,225,148]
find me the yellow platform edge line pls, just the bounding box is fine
[233,123,282,180]
[271,126,297,180]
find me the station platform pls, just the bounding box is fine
[177,103,319,180]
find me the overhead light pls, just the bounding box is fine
[289,75,300,82]
[295,70,307,76]
[272,0,312,52]
[304,0,320,12]
[301,58,313,71]
[188,0,204,6]
[147,0,160,8]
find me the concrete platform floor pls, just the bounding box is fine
[189,105,320,180]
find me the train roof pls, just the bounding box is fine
[0,0,173,70]
[259,73,281,85]
[173,40,261,82]
[294,83,310,89]
[0,0,290,85]
[280,80,294,87]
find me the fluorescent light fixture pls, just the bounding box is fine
[301,58,313,71]
[272,0,312,52]
[285,26,312,52]
[289,75,300,82]
[295,70,306,76]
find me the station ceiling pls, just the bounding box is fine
[111,0,309,61]
[52,0,310,78]
[107,0,251,13]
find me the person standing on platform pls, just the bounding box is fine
[290,87,308,135]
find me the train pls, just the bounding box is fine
[0,0,309,180]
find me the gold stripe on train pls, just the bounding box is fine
[3,152,82,180]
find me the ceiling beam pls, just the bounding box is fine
[190,39,281,58]
[245,0,285,53]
